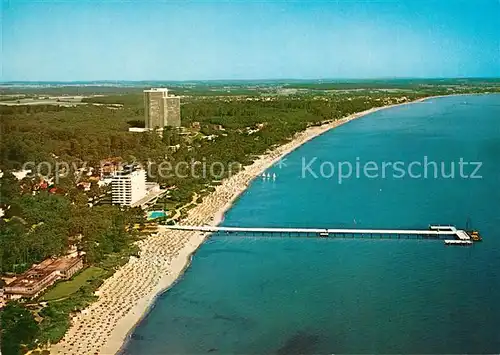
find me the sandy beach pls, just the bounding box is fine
[51,97,431,355]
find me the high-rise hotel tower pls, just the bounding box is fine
[111,166,147,206]
[143,88,181,129]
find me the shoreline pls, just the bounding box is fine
[51,94,457,355]
[208,95,446,227]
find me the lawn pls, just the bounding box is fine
[41,267,105,301]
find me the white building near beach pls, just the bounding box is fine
[111,166,147,206]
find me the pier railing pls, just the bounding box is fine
[160,225,476,246]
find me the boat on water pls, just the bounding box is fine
[467,230,483,241]
[464,218,483,241]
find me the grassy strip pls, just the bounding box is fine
[41,267,105,301]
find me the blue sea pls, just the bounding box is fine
[124,94,500,354]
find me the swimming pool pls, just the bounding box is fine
[147,211,167,220]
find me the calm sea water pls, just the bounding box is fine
[124,94,500,354]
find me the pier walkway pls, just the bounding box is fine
[161,224,476,245]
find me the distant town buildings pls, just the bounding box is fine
[3,256,83,300]
[191,121,201,130]
[111,165,147,206]
[0,168,32,180]
[144,88,181,129]
[100,157,122,177]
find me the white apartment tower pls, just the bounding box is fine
[111,167,147,206]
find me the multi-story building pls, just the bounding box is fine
[144,88,181,129]
[4,256,84,300]
[111,166,147,206]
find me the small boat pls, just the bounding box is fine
[444,240,473,246]
[465,218,482,241]
[467,230,482,242]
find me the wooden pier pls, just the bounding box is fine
[161,224,478,246]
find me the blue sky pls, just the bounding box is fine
[2,0,499,81]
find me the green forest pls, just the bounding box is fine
[1,91,432,204]
[0,175,144,354]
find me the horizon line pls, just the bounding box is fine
[2,76,500,85]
